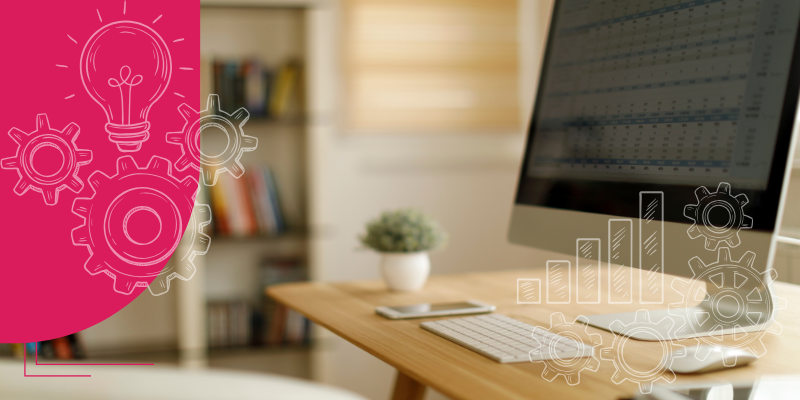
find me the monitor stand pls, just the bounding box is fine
[577,271,780,341]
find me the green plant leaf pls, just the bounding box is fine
[358,208,447,253]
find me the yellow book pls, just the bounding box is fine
[208,170,229,235]
[268,63,298,118]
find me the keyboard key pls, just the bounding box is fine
[420,314,595,364]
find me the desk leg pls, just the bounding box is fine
[391,370,427,400]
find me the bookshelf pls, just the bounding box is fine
[175,2,316,373]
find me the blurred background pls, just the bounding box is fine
[5,1,800,399]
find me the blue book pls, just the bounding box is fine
[262,166,285,232]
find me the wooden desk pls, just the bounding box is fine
[268,265,800,400]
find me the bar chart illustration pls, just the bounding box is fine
[576,239,601,304]
[546,261,571,304]
[640,192,664,304]
[515,191,672,306]
[517,278,541,304]
[608,219,633,304]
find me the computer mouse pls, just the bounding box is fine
[664,345,757,374]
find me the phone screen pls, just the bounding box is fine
[388,302,480,314]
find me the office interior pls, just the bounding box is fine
[4,0,800,399]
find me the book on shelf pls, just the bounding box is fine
[244,59,269,118]
[207,300,252,348]
[208,165,286,237]
[205,295,310,348]
[261,257,311,347]
[0,333,86,360]
[212,58,298,119]
[268,62,299,118]
[206,257,312,349]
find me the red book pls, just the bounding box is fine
[51,337,73,360]
[237,174,258,235]
[268,305,287,346]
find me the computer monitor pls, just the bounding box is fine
[509,0,800,340]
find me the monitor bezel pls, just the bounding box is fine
[514,0,800,231]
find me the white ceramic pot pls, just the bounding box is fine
[379,252,430,292]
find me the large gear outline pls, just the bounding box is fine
[684,182,753,250]
[668,247,787,359]
[600,310,685,394]
[1,113,93,205]
[166,94,258,186]
[146,202,212,296]
[71,155,206,295]
[528,312,602,386]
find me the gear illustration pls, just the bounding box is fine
[71,155,204,295]
[167,94,258,186]
[669,247,787,358]
[600,310,684,394]
[684,182,752,250]
[1,113,93,205]
[528,312,602,386]
[146,202,211,296]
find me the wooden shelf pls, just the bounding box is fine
[201,117,307,132]
[246,117,307,127]
[191,5,315,373]
[208,343,312,357]
[209,230,308,243]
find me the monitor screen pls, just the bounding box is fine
[516,0,800,229]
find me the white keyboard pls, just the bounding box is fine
[420,314,594,363]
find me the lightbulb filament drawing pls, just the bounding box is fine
[108,65,143,126]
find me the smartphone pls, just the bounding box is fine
[375,300,495,320]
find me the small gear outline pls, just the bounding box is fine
[166,94,258,186]
[1,113,93,205]
[684,182,753,250]
[600,310,685,394]
[668,247,787,359]
[71,155,206,295]
[528,312,602,386]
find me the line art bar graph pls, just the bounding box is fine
[517,278,541,304]
[608,219,633,304]
[576,239,601,304]
[546,260,571,304]
[640,191,664,304]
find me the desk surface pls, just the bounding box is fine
[268,266,800,400]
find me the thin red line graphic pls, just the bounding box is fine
[35,343,154,366]
[23,343,155,377]
[23,348,89,377]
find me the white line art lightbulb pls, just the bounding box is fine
[80,21,172,152]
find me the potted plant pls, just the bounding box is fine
[359,208,447,292]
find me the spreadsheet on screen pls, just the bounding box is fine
[526,0,800,189]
